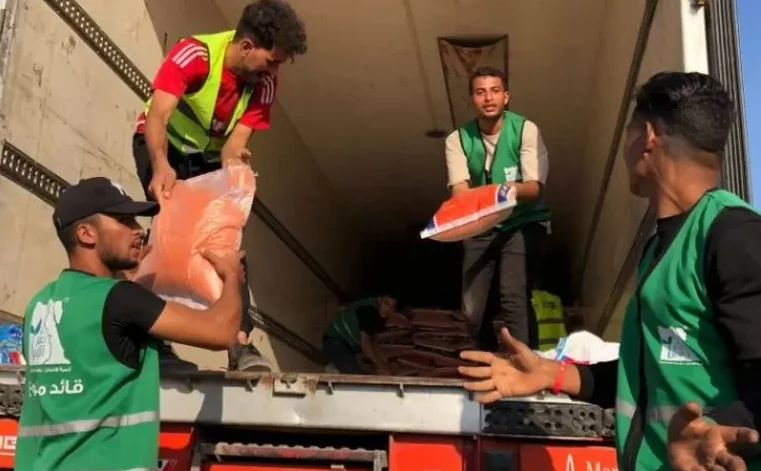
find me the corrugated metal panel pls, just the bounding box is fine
[704,0,752,202]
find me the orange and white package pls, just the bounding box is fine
[134,165,256,309]
[420,183,517,242]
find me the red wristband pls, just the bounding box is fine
[551,359,571,395]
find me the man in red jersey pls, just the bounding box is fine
[132,0,307,372]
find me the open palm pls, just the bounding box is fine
[668,402,758,471]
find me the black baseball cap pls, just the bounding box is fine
[53,177,160,230]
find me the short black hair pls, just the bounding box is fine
[234,0,307,59]
[469,66,508,94]
[632,71,734,158]
[56,215,98,254]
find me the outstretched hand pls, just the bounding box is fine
[458,327,552,403]
[668,402,759,471]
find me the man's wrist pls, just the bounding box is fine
[151,155,170,172]
[539,359,561,391]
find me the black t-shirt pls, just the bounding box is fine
[577,206,761,429]
[101,280,166,369]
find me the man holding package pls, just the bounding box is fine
[322,296,398,374]
[444,66,551,350]
[132,0,307,371]
[458,72,761,471]
[15,177,244,471]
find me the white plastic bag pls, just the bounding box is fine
[536,330,620,364]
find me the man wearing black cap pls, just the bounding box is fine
[14,177,244,471]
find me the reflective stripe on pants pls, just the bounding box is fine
[18,410,158,437]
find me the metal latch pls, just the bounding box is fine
[273,375,308,396]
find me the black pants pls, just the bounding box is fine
[461,223,547,350]
[132,133,254,335]
[322,333,363,374]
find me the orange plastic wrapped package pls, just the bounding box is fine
[134,165,256,309]
[419,183,517,242]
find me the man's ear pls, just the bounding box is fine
[75,220,98,246]
[644,121,658,150]
[240,37,257,54]
[503,90,510,107]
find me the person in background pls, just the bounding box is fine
[15,177,244,471]
[458,71,761,471]
[444,66,551,350]
[322,296,398,375]
[531,289,567,351]
[132,0,307,372]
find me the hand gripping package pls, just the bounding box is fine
[420,183,518,242]
[134,165,256,309]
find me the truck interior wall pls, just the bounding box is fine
[0,0,364,372]
[579,0,709,336]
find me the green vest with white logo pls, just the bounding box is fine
[16,270,160,471]
[145,30,254,160]
[324,297,379,349]
[458,110,551,235]
[615,189,761,471]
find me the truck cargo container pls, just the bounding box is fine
[0,0,750,469]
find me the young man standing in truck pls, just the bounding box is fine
[444,66,551,351]
[15,177,244,471]
[322,296,398,374]
[132,0,307,372]
[458,71,761,471]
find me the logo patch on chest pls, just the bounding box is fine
[658,326,700,364]
[503,166,519,182]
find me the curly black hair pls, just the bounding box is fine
[234,0,307,59]
[633,71,734,157]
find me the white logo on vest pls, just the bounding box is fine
[28,300,70,367]
[658,326,700,364]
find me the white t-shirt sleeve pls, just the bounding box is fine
[520,120,549,184]
[444,130,471,188]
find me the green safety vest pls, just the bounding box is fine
[16,270,160,471]
[531,289,567,351]
[615,189,761,471]
[324,297,380,349]
[145,30,254,161]
[459,110,551,235]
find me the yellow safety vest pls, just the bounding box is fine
[144,30,254,160]
[531,289,567,350]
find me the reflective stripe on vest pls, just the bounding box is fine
[18,410,158,438]
[616,398,713,424]
[144,30,254,158]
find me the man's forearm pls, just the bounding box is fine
[145,117,171,171]
[205,277,243,347]
[450,181,470,197]
[512,181,542,203]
